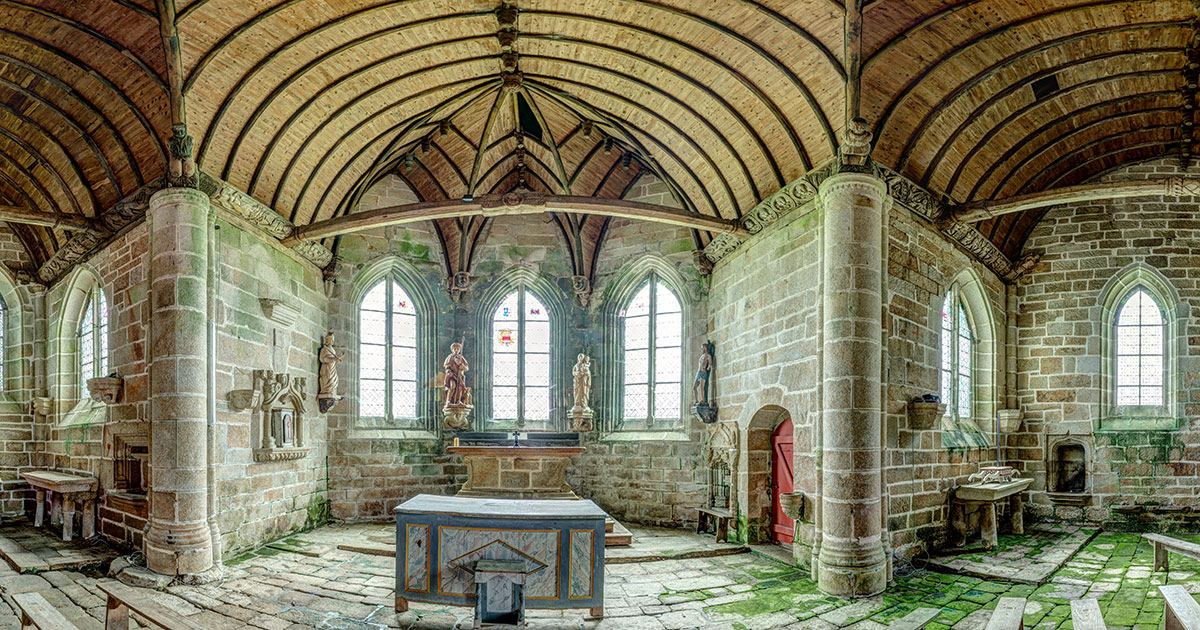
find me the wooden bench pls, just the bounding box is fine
[984,597,1026,630]
[97,580,205,630]
[1070,598,1106,630]
[1145,534,1200,572]
[697,506,733,543]
[1160,584,1200,630]
[13,592,78,630]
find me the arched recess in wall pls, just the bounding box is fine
[472,266,568,429]
[934,268,998,443]
[598,254,692,436]
[349,255,441,434]
[1097,262,1184,424]
[743,404,791,545]
[53,265,106,426]
[0,266,24,411]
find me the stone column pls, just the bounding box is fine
[144,187,213,576]
[817,172,888,597]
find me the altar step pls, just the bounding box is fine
[606,519,632,547]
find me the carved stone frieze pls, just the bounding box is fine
[1167,176,1200,197]
[701,233,742,265]
[935,218,1016,279]
[292,240,334,268]
[740,164,830,234]
[875,165,942,221]
[37,231,101,284]
[211,182,291,239]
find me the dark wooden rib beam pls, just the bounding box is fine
[952,178,1200,223]
[283,194,747,245]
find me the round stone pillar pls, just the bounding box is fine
[145,187,213,576]
[816,172,887,597]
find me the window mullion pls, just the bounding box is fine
[517,287,525,424]
[647,278,656,424]
[385,280,393,421]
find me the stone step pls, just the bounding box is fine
[606,521,632,547]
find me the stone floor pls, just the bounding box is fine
[0,525,1193,629]
[0,521,118,572]
[927,524,1097,584]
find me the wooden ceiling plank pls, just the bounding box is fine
[520,86,571,194]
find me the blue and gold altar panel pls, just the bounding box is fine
[395,495,606,610]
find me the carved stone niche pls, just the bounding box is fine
[705,422,738,513]
[1046,434,1092,505]
[233,369,309,463]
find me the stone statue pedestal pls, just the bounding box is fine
[443,405,473,431]
[568,407,593,432]
[447,445,585,499]
[318,396,341,413]
[691,402,718,424]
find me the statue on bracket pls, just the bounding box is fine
[443,341,473,431]
[317,332,346,413]
[568,354,593,432]
[691,340,717,423]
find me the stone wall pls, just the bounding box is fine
[0,226,38,517]
[1016,157,1200,530]
[326,173,710,528]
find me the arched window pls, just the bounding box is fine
[79,287,108,398]
[358,278,419,420]
[621,275,682,425]
[0,297,7,390]
[940,290,972,419]
[1114,288,1164,407]
[491,287,550,424]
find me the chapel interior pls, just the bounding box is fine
[0,1,1195,629]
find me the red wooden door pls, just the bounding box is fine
[770,417,795,544]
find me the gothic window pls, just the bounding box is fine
[621,275,682,425]
[79,287,108,398]
[491,287,551,424]
[940,290,972,419]
[1114,288,1164,407]
[358,278,419,420]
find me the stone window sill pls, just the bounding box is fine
[600,429,691,442]
[253,446,310,462]
[61,398,105,427]
[1094,415,1180,432]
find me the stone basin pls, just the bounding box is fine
[954,477,1032,502]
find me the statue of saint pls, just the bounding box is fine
[692,342,713,405]
[317,332,345,400]
[572,354,592,411]
[443,342,472,408]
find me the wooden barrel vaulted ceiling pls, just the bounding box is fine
[0,0,1193,269]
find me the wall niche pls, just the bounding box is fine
[1046,434,1092,505]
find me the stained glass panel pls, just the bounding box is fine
[526,294,549,321]
[494,293,519,321]
[524,386,550,420]
[494,353,519,386]
[623,389,648,421]
[525,320,550,353]
[490,288,555,425]
[625,284,651,317]
[360,380,386,417]
[655,312,682,346]
[98,292,109,376]
[494,385,519,420]
[1115,288,1165,406]
[524,353,550,387]
[621,276,685,426]
[625,349,649,385]
[79,296,94,398]
[654,383,681,419]
[655,347,681,382]
[940,292,973,419]
[358,278,421,422]
[625,315,650,350]
[391,380,417,418]
[655,284,681,313]
[392,281,415,314]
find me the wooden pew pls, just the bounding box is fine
[1161,584,1200,630]
[96,580,205,630]
[1144,534,1200,572]
[1069,598,1106,630]
[984,597,1026,630]
[13,592,78,630]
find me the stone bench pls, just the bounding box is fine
[14,592,78,630]
[1070,598,1106,630]
[1145,533,1200,572]
[984,597,1026,630]
[1161,584,1200,630]
[20,471,97,541]
[98,580,206,630]
[697,506,733,542]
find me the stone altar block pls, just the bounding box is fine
[449,445,585,500]
[950,477,1032,550]
[21,470,98,541]
[394,494,606,617]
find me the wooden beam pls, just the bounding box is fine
[845,0,863,124]
[952,178,1200,223]
[283,194,747,245]
[0,204,92,231]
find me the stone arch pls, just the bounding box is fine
[741,403,791,544]
[598,254,694,433]
[51,265,105,422]
[932,268,999,438]
[0,264,25,405]
[1096,262,1184,420]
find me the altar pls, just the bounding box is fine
[394,494,606,617]
[448,432,584,500]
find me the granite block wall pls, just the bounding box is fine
[1016,157,1200,530]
